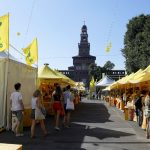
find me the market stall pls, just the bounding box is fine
[38,64,77,115]
[38,64,63,115]
[0,52,37,129]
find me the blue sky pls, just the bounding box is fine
[1,0,150,70]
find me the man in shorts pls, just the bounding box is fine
[10,83,24,136]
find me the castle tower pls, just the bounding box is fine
[72,24,96,87]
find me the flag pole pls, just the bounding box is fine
[36,38,38,89]
[7,13,9,59]
[6,12,10,129]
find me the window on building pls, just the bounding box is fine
[76,66,81,70]
[82,64,87,70]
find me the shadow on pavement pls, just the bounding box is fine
[72,101,112,123]
[0,101,135,150]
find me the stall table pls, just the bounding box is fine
[0,143,22,150]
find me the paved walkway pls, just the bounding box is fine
[0,99,150,150]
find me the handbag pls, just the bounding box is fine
[40,106,46,117]
[35,106,45,120]
[66,98,74,110]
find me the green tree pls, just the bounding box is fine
[89,61,115,81]
[103,61,115,70]
[122,14,150,74]
[89,63,102,81]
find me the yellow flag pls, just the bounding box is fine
[90,76,95,88]
[105,42,112,53]
[0,14,9,52]
[22,38,38,65]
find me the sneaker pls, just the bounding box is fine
[20,133,24,136]
[16,134,21,137]
[54,127,60,131]
[16,133,24,137]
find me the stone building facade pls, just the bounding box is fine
[60,24,96,87]
[59,24,125,87]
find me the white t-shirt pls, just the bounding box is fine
[63,90,74,104]
[10,91,23,111]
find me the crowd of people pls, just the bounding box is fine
[9,81,150,140]
[106,88,150,139]
[10,83,76,138]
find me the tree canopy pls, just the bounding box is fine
[89,61,115,81]
[103,61,115,70]
[122,14,150,74]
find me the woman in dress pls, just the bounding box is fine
[31,89,48,138]
[53,85,63,130]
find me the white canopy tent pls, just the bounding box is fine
[0,52,37,129]
[96,76,115,87]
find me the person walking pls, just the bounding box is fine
[63,85,74,128]
[30,89,48,138]
[144,91,150,139]
[52,85,63,131]
[135,93,143,126]
[10,83,24,137]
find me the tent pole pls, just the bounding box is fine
[36,38,38,89]
[6,12,10,129]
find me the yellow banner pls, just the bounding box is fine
[90,76,95,88]
[105,42,112,53]
[0,14,9,52]
[22,38,38,65]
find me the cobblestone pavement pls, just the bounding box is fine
[0,99,150,150]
